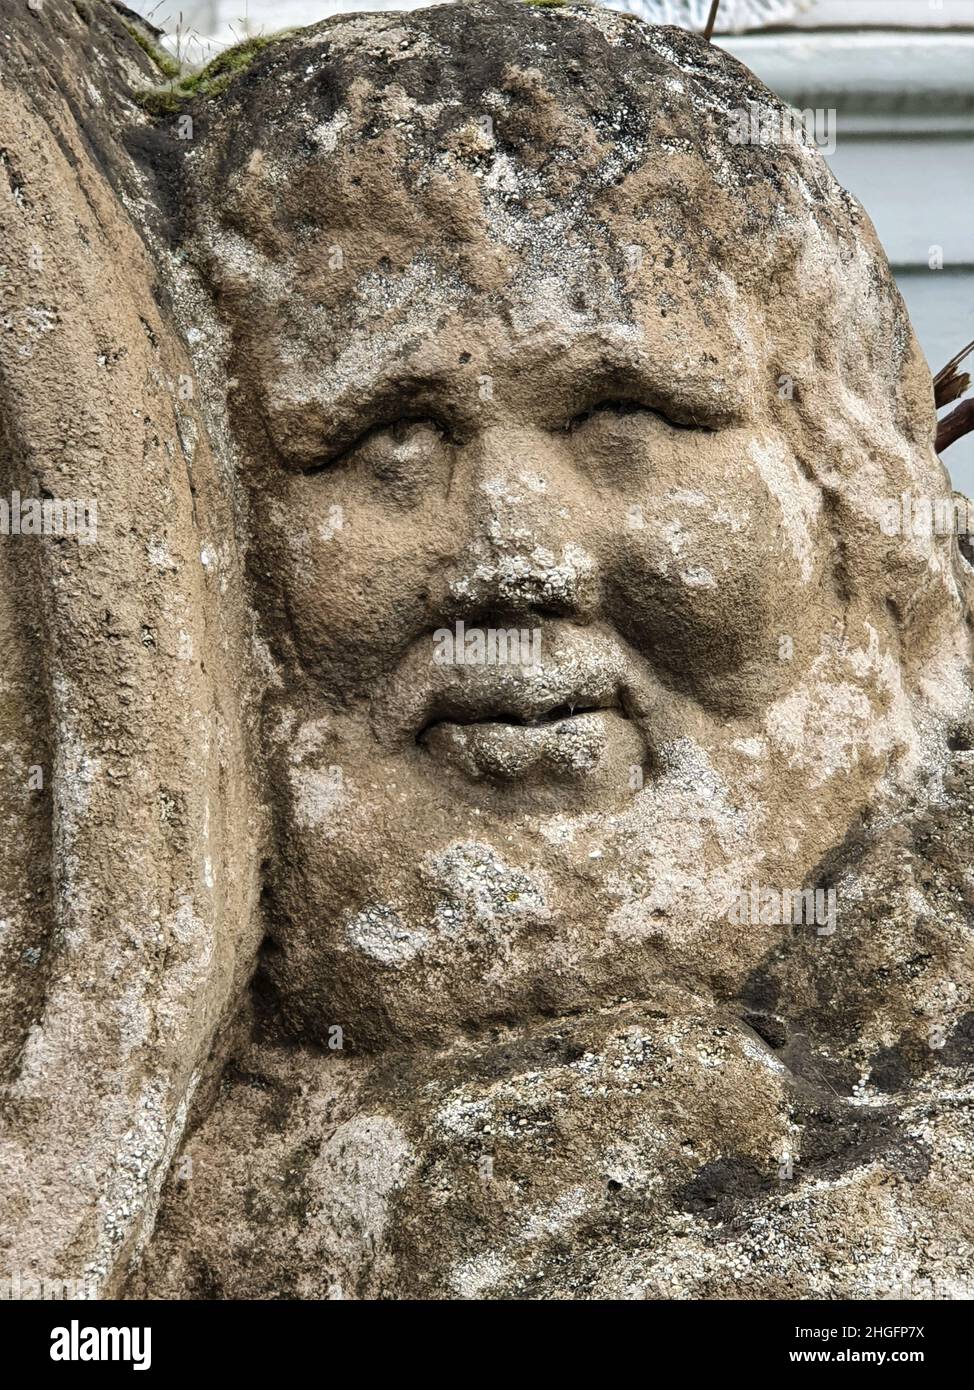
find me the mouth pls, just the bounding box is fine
[417,696,645,791]
[371,623,654,798]
[418,698,618,736]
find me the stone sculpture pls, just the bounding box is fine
[1,0,972,1300]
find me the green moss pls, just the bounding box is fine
[123,22,181,80]
[522,0,569,7]
[136,33,287,115]
[137,88,183,117]
[182,35,277,93]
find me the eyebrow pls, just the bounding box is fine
[538,353,749,431]
[267,367,472,469]
[266,340,749,467]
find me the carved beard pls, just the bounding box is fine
[252,597,914,1052]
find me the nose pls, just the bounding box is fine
[444,426,601,622]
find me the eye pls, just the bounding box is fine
[301,417,450,475]
[564,400,715,434]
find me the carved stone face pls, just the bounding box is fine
[186,7,960,1049]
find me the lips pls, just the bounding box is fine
[419,705,634,784]
[418,697,617,737]
[412,666,647,793]
[368,621,652,796]
[413,675,625,762]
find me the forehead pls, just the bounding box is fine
[200,136,775,441]
[187,12,856,446]
[193,10,821,323]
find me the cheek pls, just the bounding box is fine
[604,485,825,713]
[264,477,456,687]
